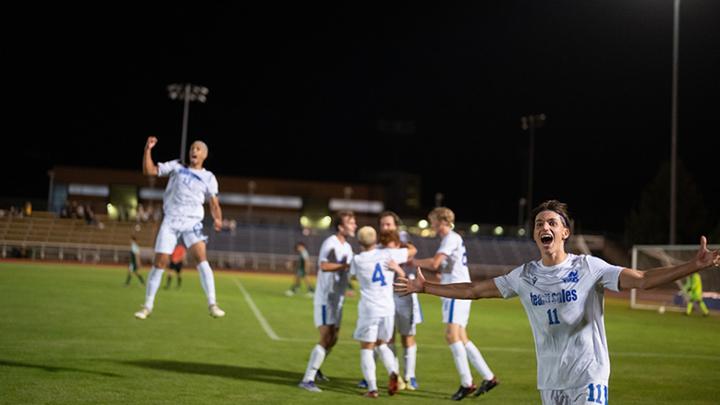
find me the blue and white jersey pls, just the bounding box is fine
[350,248,409,318]
[437,230,470,284]
[493,254,623,390]
[314,235,354,305]
[157,160,218,221]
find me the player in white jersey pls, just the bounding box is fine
[350,226,417,397]
[380,211,422,390]
[396,200,720,405]
[298,211,357,393]
[411,207,498,401]
[133,136,226,320]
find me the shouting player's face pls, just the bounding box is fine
[534,210,570,256]
[189,141,208,168]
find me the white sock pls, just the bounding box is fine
[465,341,494,380]
[404,344,417,379]
[449,341,473,387]
[376,344,398,375]
[303,344,326,382]
[361,349,378,392]
[197,261,217,306]
[143,267,164,310]
[388,342,400,374]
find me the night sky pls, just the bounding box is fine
[4,2,720,237]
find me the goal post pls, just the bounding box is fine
[630,244,720,312]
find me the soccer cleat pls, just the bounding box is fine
[388,372,399,396]
[285,290,295,297]
[397,375,406,391]
[357,379,369,389]
[134,307,151,320]
[451,384,476,401]
[406,377,418,391]
[298,380,322,392]
[363,390,379,398]
[315,369,330,382]
[209,304,226,318]
[474,377,499,397]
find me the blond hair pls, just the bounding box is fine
[428,207,455,226]
[357,226,377,247]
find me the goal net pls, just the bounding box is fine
[630,244,720,312]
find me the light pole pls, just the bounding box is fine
[167,83,209,164]
[669,0,680,245]
[521,113,546,233]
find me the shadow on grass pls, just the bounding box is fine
[0,359,121,377]
[121,360,369,395]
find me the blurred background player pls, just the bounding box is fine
[286,242,315,297]
[125,235,145,286]
[165,242,186,289]
[298,211,356,392]
[134,136,226,320]
[682,273,709,316]
[350,226,416,397]
[396,200,720,405]
[412,207,497,400]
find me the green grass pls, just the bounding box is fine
[0,262,718,404]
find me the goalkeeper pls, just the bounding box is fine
[683,273,709,316]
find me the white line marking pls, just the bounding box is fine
[233,278,281,341]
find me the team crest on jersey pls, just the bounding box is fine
[561,270,579,283]
[531,276,538,285]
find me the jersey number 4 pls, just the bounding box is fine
[372,263,387,286]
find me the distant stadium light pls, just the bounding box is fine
[470,224,479,233]
[517,228,526,236]
[167,83,209,164]
[300,216,310,227]
[493,226,504,236]
[319,216,332,229]
[418,219,429,229]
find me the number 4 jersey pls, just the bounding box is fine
[350,247,409,319]
[493,254,623,391]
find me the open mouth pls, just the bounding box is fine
[540,234,553,244]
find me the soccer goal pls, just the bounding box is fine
[630,244,720,312]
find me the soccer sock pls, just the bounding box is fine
[377,344,398,375]
[197,261,217,306]
[700,301,709,315]
[449,341,473,387]
[165,275,172,289]
[303,344,326,382]
[144,267,164,310]
[361,349,378,392]
[404,344,417,379]
[177,275,182,288]
[125,274,131,285]
[465,341,494,380]
[387,342,400,373]
[687,302,693,315]
[137,273,145,285]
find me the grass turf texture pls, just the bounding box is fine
[0,262,718,404]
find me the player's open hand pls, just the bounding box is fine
[213,218,222,232]
[696,236,720,269]
[146,136,158,149]
[394,267,425,295]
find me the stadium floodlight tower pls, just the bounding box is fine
[167,83,209,164]
[520,113,546,234]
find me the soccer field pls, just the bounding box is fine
[1,262,718,404]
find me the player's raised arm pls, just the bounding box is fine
[618,236,720,290]
[394,268,502,299]
[413,253,445,273]
[143,136,159,176]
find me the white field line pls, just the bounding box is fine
[233,278,281,341]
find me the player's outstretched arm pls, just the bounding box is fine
[619,236,720,290]
[394,268,502,299]
[143,136,159,176]
[387,259,406,278]
[209,196,222,231]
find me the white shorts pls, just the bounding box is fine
[353,315,394,343]
[442,298,471,327]
[540,383,609,405]
[154,216,208,254]
[313,294,345,328]
[394,293,423,336]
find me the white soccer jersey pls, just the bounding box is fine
[493,254,623,390]
[436,230,471,284]
[157,160,219,220]
[314,235,354,305]
[350,248,409,318]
